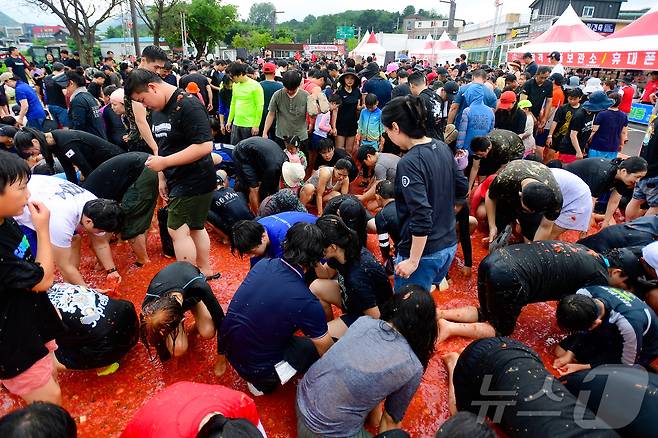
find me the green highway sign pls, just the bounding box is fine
[336,26,355,39]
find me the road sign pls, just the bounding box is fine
[336,26,355,39]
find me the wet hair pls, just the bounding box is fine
[608,92,622,108]
[318,138,335,153]
[435,412,495,438]
[196,413,263,438]
[209,116,221,134]
[141,45,167,62]
[0,150,30,194]
[82,199,124,232]
[93,71,106,80]
[470,136,491,153]
[472,69,487,80]
[1,115,17,126]
[520,182,555,212]
[537,66,551,76]
[227,62,248,77]
[124,69,163,96]
[397,69,409,79]
[357,144,377,163]
[308,68,324,80]
[545,159,563,168]
[380,284,437,369]
[315,214,360,262]
[408,71,426,87]
[618,156,647,174]
[334,158,352,173]
[282,222,325,268]
[230,220,265,256]
[282,70,302,90]
[381,95,428,139]
[13,127,49,163]
[557,294,599,332]
[140,294,184,361]
[66,71,86,87]
[376,180,395,200]
[364,93,378,107]
[328,94,342,105]
[103,85,118,97]
[0,402,76,438]
[566,88,584,99]
[219,74,233,107]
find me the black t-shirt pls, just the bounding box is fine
[313,147,358,181]
[479,129,524,172]
[144,262,224,354]
[565,158,617,198]
[488,160,563,221]
[51,129,124,184]
[521,78,553,118]
[525,61,538,77]
[418,88,443,141]
[559,108,594,155]
[552,104,579,148]
[494,108,527,135]
[87,82,103,102]
[82,152,149,201]
[641,117,658,178]
[69,91,107,140]
[333,247,393,316]
[179,73,210,107]
[391,82,411,98]
[151,89,215,197]
[207,187,254,232]
[102,104,128,149]
[0,218,63,379]
[43,74,67,107]
[375,201,400,246]
[5,56,28,82]
[454,337,618,438]
[234,137,288,173]
[47,283,138,369]
[484,241,609,304]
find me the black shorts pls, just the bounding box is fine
[477,260,525,336]
[559,328,624,367]
[496,207,544,242]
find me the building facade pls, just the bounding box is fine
[402,15,465,40]
[529,0,626,21]
[456,13,530,64]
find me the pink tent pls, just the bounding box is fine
[409,32,465,64]
[507,4,603,64]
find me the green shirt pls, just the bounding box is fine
[268,88,309,140]
[228,77,264,128]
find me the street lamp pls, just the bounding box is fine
[271,10,285,36]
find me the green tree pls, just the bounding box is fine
[346,37,358,52]
[248,2,276,28]
[186,0,237,57]
[402,5,415,16]
[136,0,180,45]
[104,25,124,39]
[232,30,272,53]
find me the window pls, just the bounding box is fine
[582,6,595,18]
[531,9,539,20]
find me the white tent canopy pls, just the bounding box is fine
[351,31,386,59]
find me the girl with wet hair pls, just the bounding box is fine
[310,214,392,338]
[140,261,225,375]
[296,285,437,437]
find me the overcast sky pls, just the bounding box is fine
[2,0,655,27]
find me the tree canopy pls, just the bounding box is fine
[248,2,276,28]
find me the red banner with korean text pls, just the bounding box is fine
[507,50,657,70]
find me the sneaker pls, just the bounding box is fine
[247,382,264,397]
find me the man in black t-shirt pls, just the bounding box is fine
[374,180,398,274]
[547,88,582,151]
[125,69,216,276]
[43,62,69,128]
[443,337,618,438]
[0,152,64,404]
[314,139,358,181]
[520,66,553,151]
[207,169,254,241]
[436,241,630,340]
[82,152,158,266]
[578,215,658,253]
[4,47,28,83]
[179,65,213,113]
[557,107,595,161]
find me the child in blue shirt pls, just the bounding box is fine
[356,93,384,150]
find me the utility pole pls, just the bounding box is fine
[440,0,457,38]
[488,0,503,65]
[180,11,188,58]
[271,10,284,36]
[129,0,140,56]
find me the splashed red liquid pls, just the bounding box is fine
[0,225,581,437]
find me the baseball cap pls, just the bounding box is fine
[0,72,14,83]
[549,51,561,61]
[621,75,633,84]
[385,62,399,75]
[437,67,449,75]
[281,161,305,188]
[642,242,658,272]
[427,72,438,83]
[498,91,517,110]
[0,125,17,138]
[263,62,276,74]
[518,99,532,109]
[443,81,459,96]
[523,52,533,59]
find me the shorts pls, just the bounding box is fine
[633,175,658,207]
[554,190,593,232]
[121,168,158,240]
[1,340,57,396]
[296,402,372,438]
[167,192,213,230]
[310,133,327,150]
[394,244,457,293]
[230,126,255,145]
[477,261,525,336]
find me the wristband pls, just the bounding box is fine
[106,267,117,275]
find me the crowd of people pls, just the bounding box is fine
[1,42,658,437]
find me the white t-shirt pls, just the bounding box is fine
[551,63,565,77]
[15,175,97,248]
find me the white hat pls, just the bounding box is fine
[583,77,603,95]
[642,241,658,271]
[281,162,305,188]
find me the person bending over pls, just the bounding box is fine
[310,215,393,338]
[355,144,400,204]
[578,215,658,253]
[140,261,225,375]
[207,169,253,243]
[296,285,437,437]
[121,382,265,438]
[555,285,658,374]
[220,222,334,395]
[15,175,123,286]
[231,211,317,267]
[374,180,399,274]
[467,130,524,194]
[441,337,618,438]
[300,158,352,213]
[437,241,632,342]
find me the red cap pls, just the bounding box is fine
[263,62,276,74]
[498,90,517,110]
[427,72,438,82]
